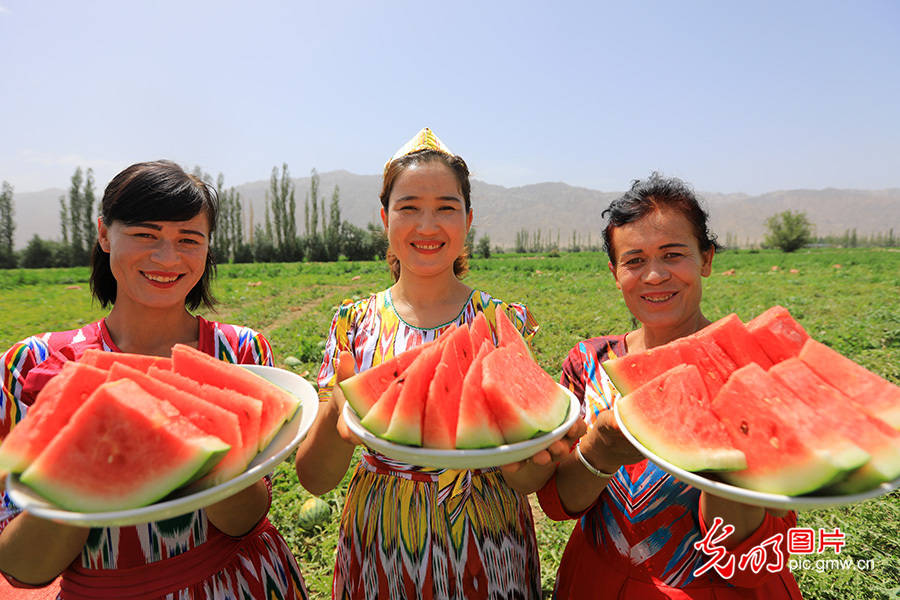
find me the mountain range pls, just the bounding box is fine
[9,170,900,250]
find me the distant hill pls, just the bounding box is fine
[10,171,900,249]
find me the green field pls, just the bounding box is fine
[1,248,898,599]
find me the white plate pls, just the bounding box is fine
[612,400,900,510]
[6,364,319,527]
[343,386,580,469]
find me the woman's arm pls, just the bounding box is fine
[0,513,89,585]
[205,479,270,536]
[295,352,359,496]
[699,492,767,547]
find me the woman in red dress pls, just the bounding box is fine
[0,161,307,600]
[538,173,804,599]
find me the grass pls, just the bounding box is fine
[1,247,898,599]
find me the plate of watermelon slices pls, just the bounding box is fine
[6,364,320,527]
[344,388,581,470]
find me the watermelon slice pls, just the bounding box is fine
[495,309,531,357]
[746,305,810,363]
[359,375,405,437]
[616,364,746,472]
[455,341,505,449]
[769,358,900,493]
[481,345,570,443]
[691,313,773,369]
[107,363,247,489]
[340,342,430,419]
[469,310,495,348]
[383,343,444,446]
[710,363,868,495]
[422,326,473,449]
[602,339,687,396]
[79,348,172,372]
[798,339,900,429]
[0,362,108,473]
[681,335,738,398]
[172,344,299,450]
[20,380,226,512]
[151,367,262,468]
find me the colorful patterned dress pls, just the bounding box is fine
[317,289,542,600]
[0,317,308,600]
[537,335,804,599]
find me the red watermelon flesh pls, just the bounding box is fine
[798,339,900,429]
[692,313,773,369]
[602,339,688,396]
[79,348,172,372]
[746,305,810,363]
[616,364,746,472]
[340,341,430,419]
[676,337,736,399]
[456,342,504,449]
[469,310,495,348]
[495,309,531,357]
[0,362,108,473]
[769,358,900,493]
[108,363,247,489]
[359,375,405,437]
[710,363,867,495]
[422,326,473,449]
[383,343,444,446]
[20,380,224,512]
[481,345,570,443]
[172,344,298,451]
[151,367,262,467]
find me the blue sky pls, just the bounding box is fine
[1,0,898,194]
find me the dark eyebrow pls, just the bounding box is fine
[621,243,689,257]
[129,222,207,238]
[394,195,463,204]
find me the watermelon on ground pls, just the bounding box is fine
[602,339,687,396]
[691,313,773,369]
[769,358,900,493]
[151,367,263,468]
[79,348,172,372]
[617,364,746,472]
[0,362,108,473]
[746,305,810,364]
[108,363,247,489]
[20,380,226,512]
[481,345,570,443]
[172,344,299,450]
[797,339,900,430]
[455,341,505,449]
[710,363,868,495]
[339,342,430,419]
[422,326,473,449]
[383,343,444,446]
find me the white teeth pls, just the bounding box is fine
[144,273,178,283]
[643,294,674,303]
[412,242,442,250]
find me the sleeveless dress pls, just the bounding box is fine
[0,317,308,600]
[317,289,542,600]
[537,335,804,599]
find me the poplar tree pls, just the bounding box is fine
[0,181,15,267]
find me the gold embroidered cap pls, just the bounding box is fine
[385,127,454,172]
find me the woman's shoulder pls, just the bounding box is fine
[197,316,273,366]
[3,321,106,365]
[469,290,538,336]
[564,334,628,369]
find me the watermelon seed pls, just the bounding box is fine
[740,421,749,435]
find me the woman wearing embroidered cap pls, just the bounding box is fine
[295,129,578,599]
[537,173,802,599]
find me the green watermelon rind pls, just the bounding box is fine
[718,450,848,496]
[617,394,747,472]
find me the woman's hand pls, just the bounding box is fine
[295,351,360,495]
[500,420,587,494]
[0,512,90,585]
[577,409,645,474]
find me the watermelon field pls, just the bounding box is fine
[0,247,897,599]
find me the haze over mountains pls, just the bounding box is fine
[10,171,900,250]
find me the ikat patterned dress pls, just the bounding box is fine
[317,289,542,600]
[537,335,803,599]
[0,317,308,600]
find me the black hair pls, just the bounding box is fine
[602,172,720,263]
[90,160,219,309]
